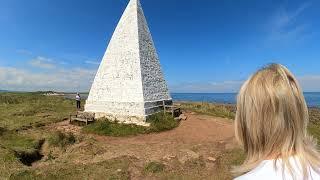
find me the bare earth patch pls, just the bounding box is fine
[35,112,239,179]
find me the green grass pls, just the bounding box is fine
[48,131,76,148]
[0,92,76,177]
[144,161,165,174]
[180,102,236,119]
[0,126,7,135]
[0,131,45,170]
[0,92,76,130]
[83,112,179,137]
[0,93,319,179]
[308,108,320,146]
[0,132,40,153]
[9,156,133,180]
[0,147,25,178]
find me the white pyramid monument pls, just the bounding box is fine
[85,0,172,126]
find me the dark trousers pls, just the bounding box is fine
[76,101,81,109]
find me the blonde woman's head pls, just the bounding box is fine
[234,64,320,179]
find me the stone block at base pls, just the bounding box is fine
[84,99,172,126]
[91,112,150,127]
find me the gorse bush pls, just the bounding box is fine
[48,131,76,148]
[83,112,179,137]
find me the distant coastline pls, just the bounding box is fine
[1,91,319,107]
[62,92,320,108]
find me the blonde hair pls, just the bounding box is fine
[234,64,320,179]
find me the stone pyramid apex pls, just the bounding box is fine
[85,0,172,126]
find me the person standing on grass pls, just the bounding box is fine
[76,93,81,110]
[233,64,320,180]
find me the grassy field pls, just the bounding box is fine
[179,102,236,119]
[0,92,76,130]
[0,93,319,179]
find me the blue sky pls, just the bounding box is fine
[0,0,319,92]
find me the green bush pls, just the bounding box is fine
[147,112,179,132]
[48,131,76,148]
[0,127,6,136]
[144,161,165,173]
[83,112,179,137]
[83,120,147,137]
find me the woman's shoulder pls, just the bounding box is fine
[234,158,320,180]
[234,160,279,180]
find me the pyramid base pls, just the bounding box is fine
[84,99,172,126]
[93,112,150,127]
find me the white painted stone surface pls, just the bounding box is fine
[85,0,171,125]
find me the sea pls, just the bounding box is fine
[71,92,320,107]
[172,93,320,107]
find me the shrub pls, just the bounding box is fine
[48,131,76,148]
[83,120,147,137]
[0,127,7,136]
[147,112,179,132]
[83,112,179,137]
[144,161,165,173]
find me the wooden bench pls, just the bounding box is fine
[162,101,181,117]
[70,112,95,125]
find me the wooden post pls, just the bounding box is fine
[163,100,165,114]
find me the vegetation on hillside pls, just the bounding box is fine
[0,93,319,179]
[0,92,76,130]
[180,102,236,119]
[0,92,77,176]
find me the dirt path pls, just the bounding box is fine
[49,112,236,163]
[95,112,234,144]
[33,112,238,179]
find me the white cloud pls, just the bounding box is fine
[0,66,97,92]
[29,56,56,69]
[85,60,100,65]
[267,2,312,44]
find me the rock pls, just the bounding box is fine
[116,169,122,172]
[207,157,216,163]
[177,149,200,164]
[163,155,176,161]
[179,114,187,121]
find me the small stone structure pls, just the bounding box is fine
[85,0,172,126]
